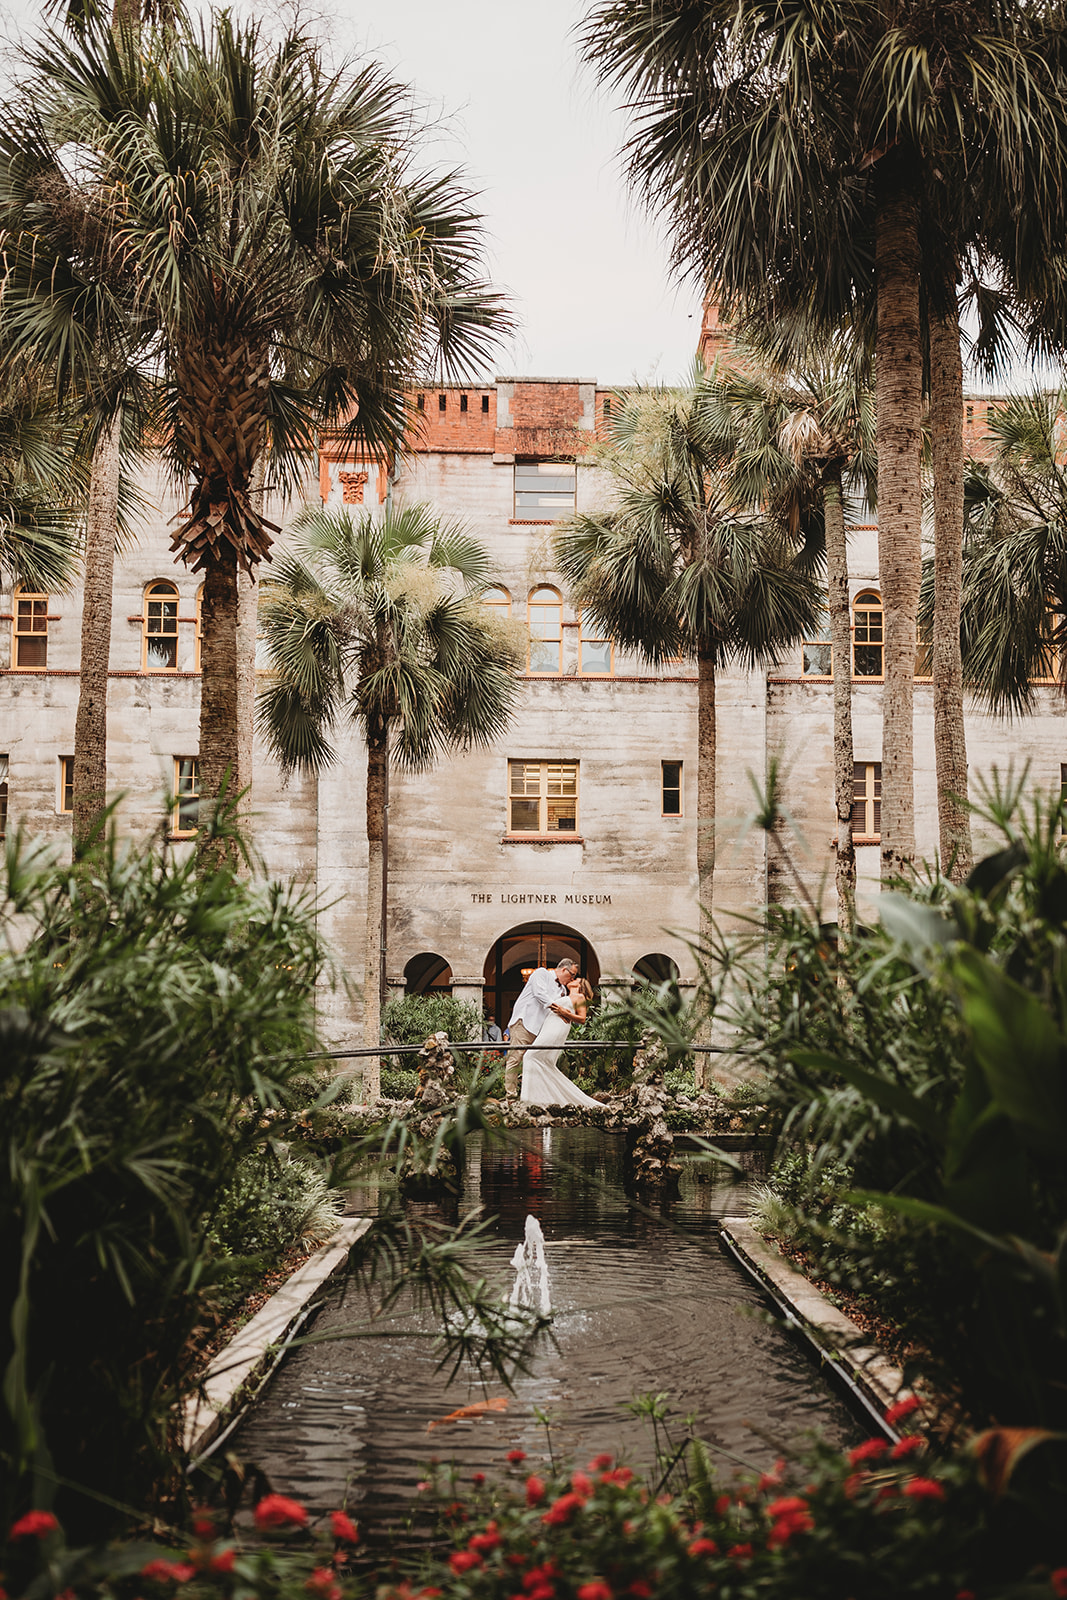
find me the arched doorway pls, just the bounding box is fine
[482,922,600,1031]
[632,952,680,985]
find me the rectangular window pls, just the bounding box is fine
[173,756,200,836]
[417,393,425,411]
[0,755,7,838]
[460,393,468,412]
[662,761,682,816]
[481,393,490,413]
[59,756,74,814]
[514,461,576,520]
[851,762,882,840]
[438,393,447,412]
[14,593,49,668]
[579,613,613,675]
[802,605,832,675]
[508,760,578,835]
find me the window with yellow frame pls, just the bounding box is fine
[172,757,200,836]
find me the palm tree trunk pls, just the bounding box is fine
[825,467,856,932]
[362,732,388,1101]
[198,547,240,825]
[695,644,716,1092]
[73,412,121,851]
[235,455,265,811]
[874,161,923,880]
[930,285,973,882]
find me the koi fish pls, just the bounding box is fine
[427,1397,509,1431]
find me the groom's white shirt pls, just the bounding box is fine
[508,967,564,1035]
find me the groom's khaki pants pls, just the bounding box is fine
[504,1021,536,1095]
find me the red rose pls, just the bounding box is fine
[541,1492,584,1526]
[471,1473,486,1487]
[628,1584,653,1599]
[329,1511,359,1544]
[891,1436,924,1460]
[602,1467,633,1487]
[507,1449,527,1465]
[9,1511,59,1540]
[577,1584,613,1600]
[848,1439,889,1465]
[1050,1570,1067,1599]
[728,1544,753,1561]
[885,1395,921,1426]
[590,1453,614,1471]
[469,1523,501,1554]
[254,1494,308,1530]
[141,1561,195,1584]
[843,1473,866,1499]
[305,1568,342,1600]
[191,1510,215,1541]
[209,1551,236,1573]
[757,1457,786,1491]
[714,1494,732,1517]
[571,1471,594,1500]
[766,1497,808,1520]
[902,1477,946,1502]
[767,1512,813,1549]
[449,1550,483,1574]
[526,1476,546,1506]
[688,1538,718,1557]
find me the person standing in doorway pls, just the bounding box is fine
[504,957,577,1097]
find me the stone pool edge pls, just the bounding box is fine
[183,1216,373,1464]
[720,1218,912,1436]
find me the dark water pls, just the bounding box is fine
[228,1127,860,1534]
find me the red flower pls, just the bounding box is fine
[885,1395,921,1426]
[714,1494,732,1517]
[541,1492,584,1526]
[602,1467,633,1487]
[758,1458,786,1492]
[902,1477,946,1502]
[728,1544,753,1560]
[526,1476,546,1507]
[628,1585,653,1599]
[688,1538,719,1557]
[469,1523,501,1554]
[891,1436,924,1460]
[571,1471,594,1501]
[507,1553,527,1567]
[209,1551,236,1574]
[875,1485,896,1504]
[471,1473,486,1488]
[1051,1571,1067,1600]
[141,1561,195,1584]
[956,1591,976,1600]
[766,1497,809,1520]
[306,1568,342,1600]
[507,1449,527,1465]
[191,1509,216,1542]
[848,1438,889,1466]
[843,1473,866,1500]
[589,1453,614,1471]
[526,1588,555,1600]
[9,1511,59,1540]
[254,1494,308,1530]
[449,1550,483,1575]
[329,1511,359,1544]
[577,1585,613,1600]
[767,1512,813,1549]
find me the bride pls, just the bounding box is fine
[520,978,603,1108]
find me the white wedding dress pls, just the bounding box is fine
[520,1010,602,1107]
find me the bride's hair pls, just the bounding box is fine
[571,977,594,1003]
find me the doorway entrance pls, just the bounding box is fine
[482,921,601,1030]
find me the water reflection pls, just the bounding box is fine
[229,1127,859,1540]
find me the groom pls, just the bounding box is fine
[504,957,578,1098]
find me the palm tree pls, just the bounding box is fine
[0,384,85,595]
[579,0,1066,880]
[948,389,1067,716]
[258,505,523,1096]
[709,336,877,932]
[2,13,509,841]
[555,376,823,943]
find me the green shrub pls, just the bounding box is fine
[0,816,334,1536]
[381,992,481,1046]
[380,1064,419,1099]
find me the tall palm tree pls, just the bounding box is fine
[555,377,823,944]
[579,0,1066,881]
[2,14,509,840]
[0,384,85,594]
[258,505,523,1095]
[949,388,1067,716]
[709,337,877,931]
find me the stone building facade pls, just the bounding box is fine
[2,363,1065,1053]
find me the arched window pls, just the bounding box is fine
[143,581,179,671]
[12,588,50,669]
[403,952,453,996]
[852,590,883,678]
[483,585,511,617]
[528,586,562,673]
[579,611,613,675]
[632,953,680,985]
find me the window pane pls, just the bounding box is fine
[16,636,47,667]
[803,642,833,675]
[662,761,682,815]
[510,798,540,831]
[175,757,200,833]
[529,639,561,672]
[581,639,612,674]
[515,462,576,519]
[60,757,74,813]
[510,761,541,795]
[547,799,576,831]
[854,643,883,677]
[146,637,178,669]
[546,763,577,796]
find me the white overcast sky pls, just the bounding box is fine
[0,0,704,385]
